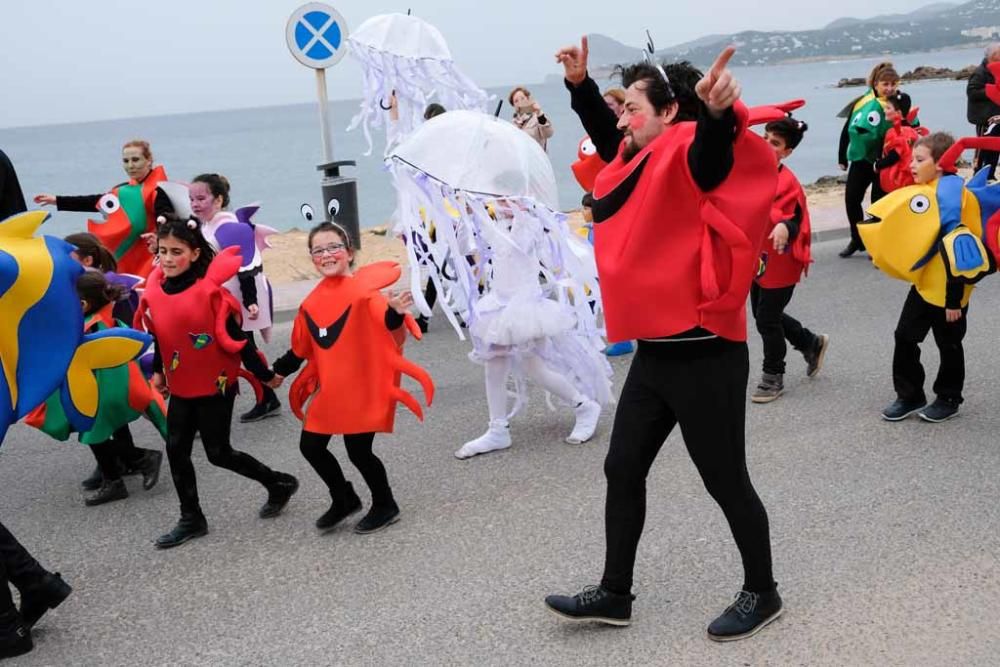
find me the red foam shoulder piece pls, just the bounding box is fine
[747,99,806,126]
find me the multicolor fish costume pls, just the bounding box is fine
[25,303,167,444]
[87,166,167,277]
[860,138,1000,307]
[289,261,434,435]
[0,211,151,444]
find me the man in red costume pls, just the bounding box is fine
[544,37,783,641]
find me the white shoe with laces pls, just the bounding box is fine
[455,420,511,459]
[566,399,601,445]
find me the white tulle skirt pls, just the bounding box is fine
[469,291,575,347]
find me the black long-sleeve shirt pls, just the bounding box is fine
[56,182,174,219]
[272,308,405,377]
[149,269,273,381]
[565,75,736,192]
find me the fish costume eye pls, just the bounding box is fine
[866,110,881,126]
[300,203,316,223]
[580,139,597,156]
[909,195,931,214]
[98,194,121,215]
[327,198,341,218]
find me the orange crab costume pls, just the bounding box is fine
[289,261,434,435]
[89,166,168,277]
[879,109,929,193]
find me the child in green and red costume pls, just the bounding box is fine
[875,92,929,193]
[24,270,165,506]
[837,63,899,258]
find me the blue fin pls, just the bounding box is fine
[952,234,985,271]
[936,175,964,234]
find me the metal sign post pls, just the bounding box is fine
[285,3,362,248]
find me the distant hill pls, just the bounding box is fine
[579,0,1000,71]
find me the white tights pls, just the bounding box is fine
[484,353,583,422]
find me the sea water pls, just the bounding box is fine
[0,46,985,236]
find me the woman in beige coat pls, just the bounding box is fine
[509,86,554,152]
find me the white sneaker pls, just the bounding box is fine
[455,420,512,460]
[566,399,601,445]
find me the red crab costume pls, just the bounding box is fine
[591,101,782,343]
[571,136,608,193]
[289,261,434,435]
[879,109,929,193]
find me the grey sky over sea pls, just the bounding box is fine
[2,0,928,128]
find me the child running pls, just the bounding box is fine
[751,118,830,403]
[268,222,433,533]
[135,217,298,549]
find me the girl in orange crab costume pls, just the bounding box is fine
[268,221,434,535]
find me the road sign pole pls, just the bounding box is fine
[315,68,334,164]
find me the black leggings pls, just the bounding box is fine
[166,390,282,517]
[750,283,817,375]
[245,331,278,406]
[601,339,774,595]
[845,160,885,246]
[298,431,394,507]
[0,521,48,619]
[90,426,150,482]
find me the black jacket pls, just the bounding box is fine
[0,149,27,219]
[966,60,1000,126]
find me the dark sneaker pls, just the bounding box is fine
[707,589,783,642]
[354,502,400,534]
[838,239,863,258]
[81,465,103,491]
[0,615,32,660]
[259,474,299,518]
[803,334,830,378]
[881,397,926,421]
[155,514,208,549]
[239,395,282,423]
[751,373,784,404]
[544,585,634,627]
[19,573,72,629]
[415,315,430,334]
[919,398,960,423]
[137,450,163,491]
[316,485,363,531]
[85,479,129,506]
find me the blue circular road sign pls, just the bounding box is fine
[286,3,349,69]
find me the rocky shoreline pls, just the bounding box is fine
[836,64,978,87]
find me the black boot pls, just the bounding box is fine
[259,474,299,518]
[135,450,163,491]
[155,514,208,550]
[354,500,400,534]
[315,484,362,531]
[81,465,103,491]
[19,572,72,629]
[544,585,635,626]
[707,588,783,642]
[0,611,32,660]
[84,478,128,507]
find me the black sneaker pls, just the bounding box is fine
[19,572,72,629]
[707,588,783,642]
[803,334,830,378]
[239,395,282,423]
[81,465,103,491]
[85,478,129,506]
[0,615,32,660]
[838,239,863,258]
[259,474,299,518]
[881,397,927,421]
[415,315,429,334]
[316,484,363,531]
[919,398,960,423]
[751,373,784,404]
[155,514,209,549]
[354,501,400,534]
[136,450,163,491]
[544,585,634,626]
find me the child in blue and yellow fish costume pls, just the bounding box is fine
[860,132,1000,423]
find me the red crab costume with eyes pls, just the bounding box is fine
[879,109,930,193]
[88,166,167,278]
[755,165,812,288]
[289,261,434,435]
[571,136,607,192]
[134,247,262,400]
[591,101,790,343]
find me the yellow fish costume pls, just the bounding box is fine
[859,138,1000,307]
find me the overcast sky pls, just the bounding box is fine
[1,0,928,128]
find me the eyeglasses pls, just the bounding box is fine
[310,243,347,258]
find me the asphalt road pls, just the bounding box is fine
[1,238,998,666]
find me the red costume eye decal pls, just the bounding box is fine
[98,194,121,214]
[580,139,596,156]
